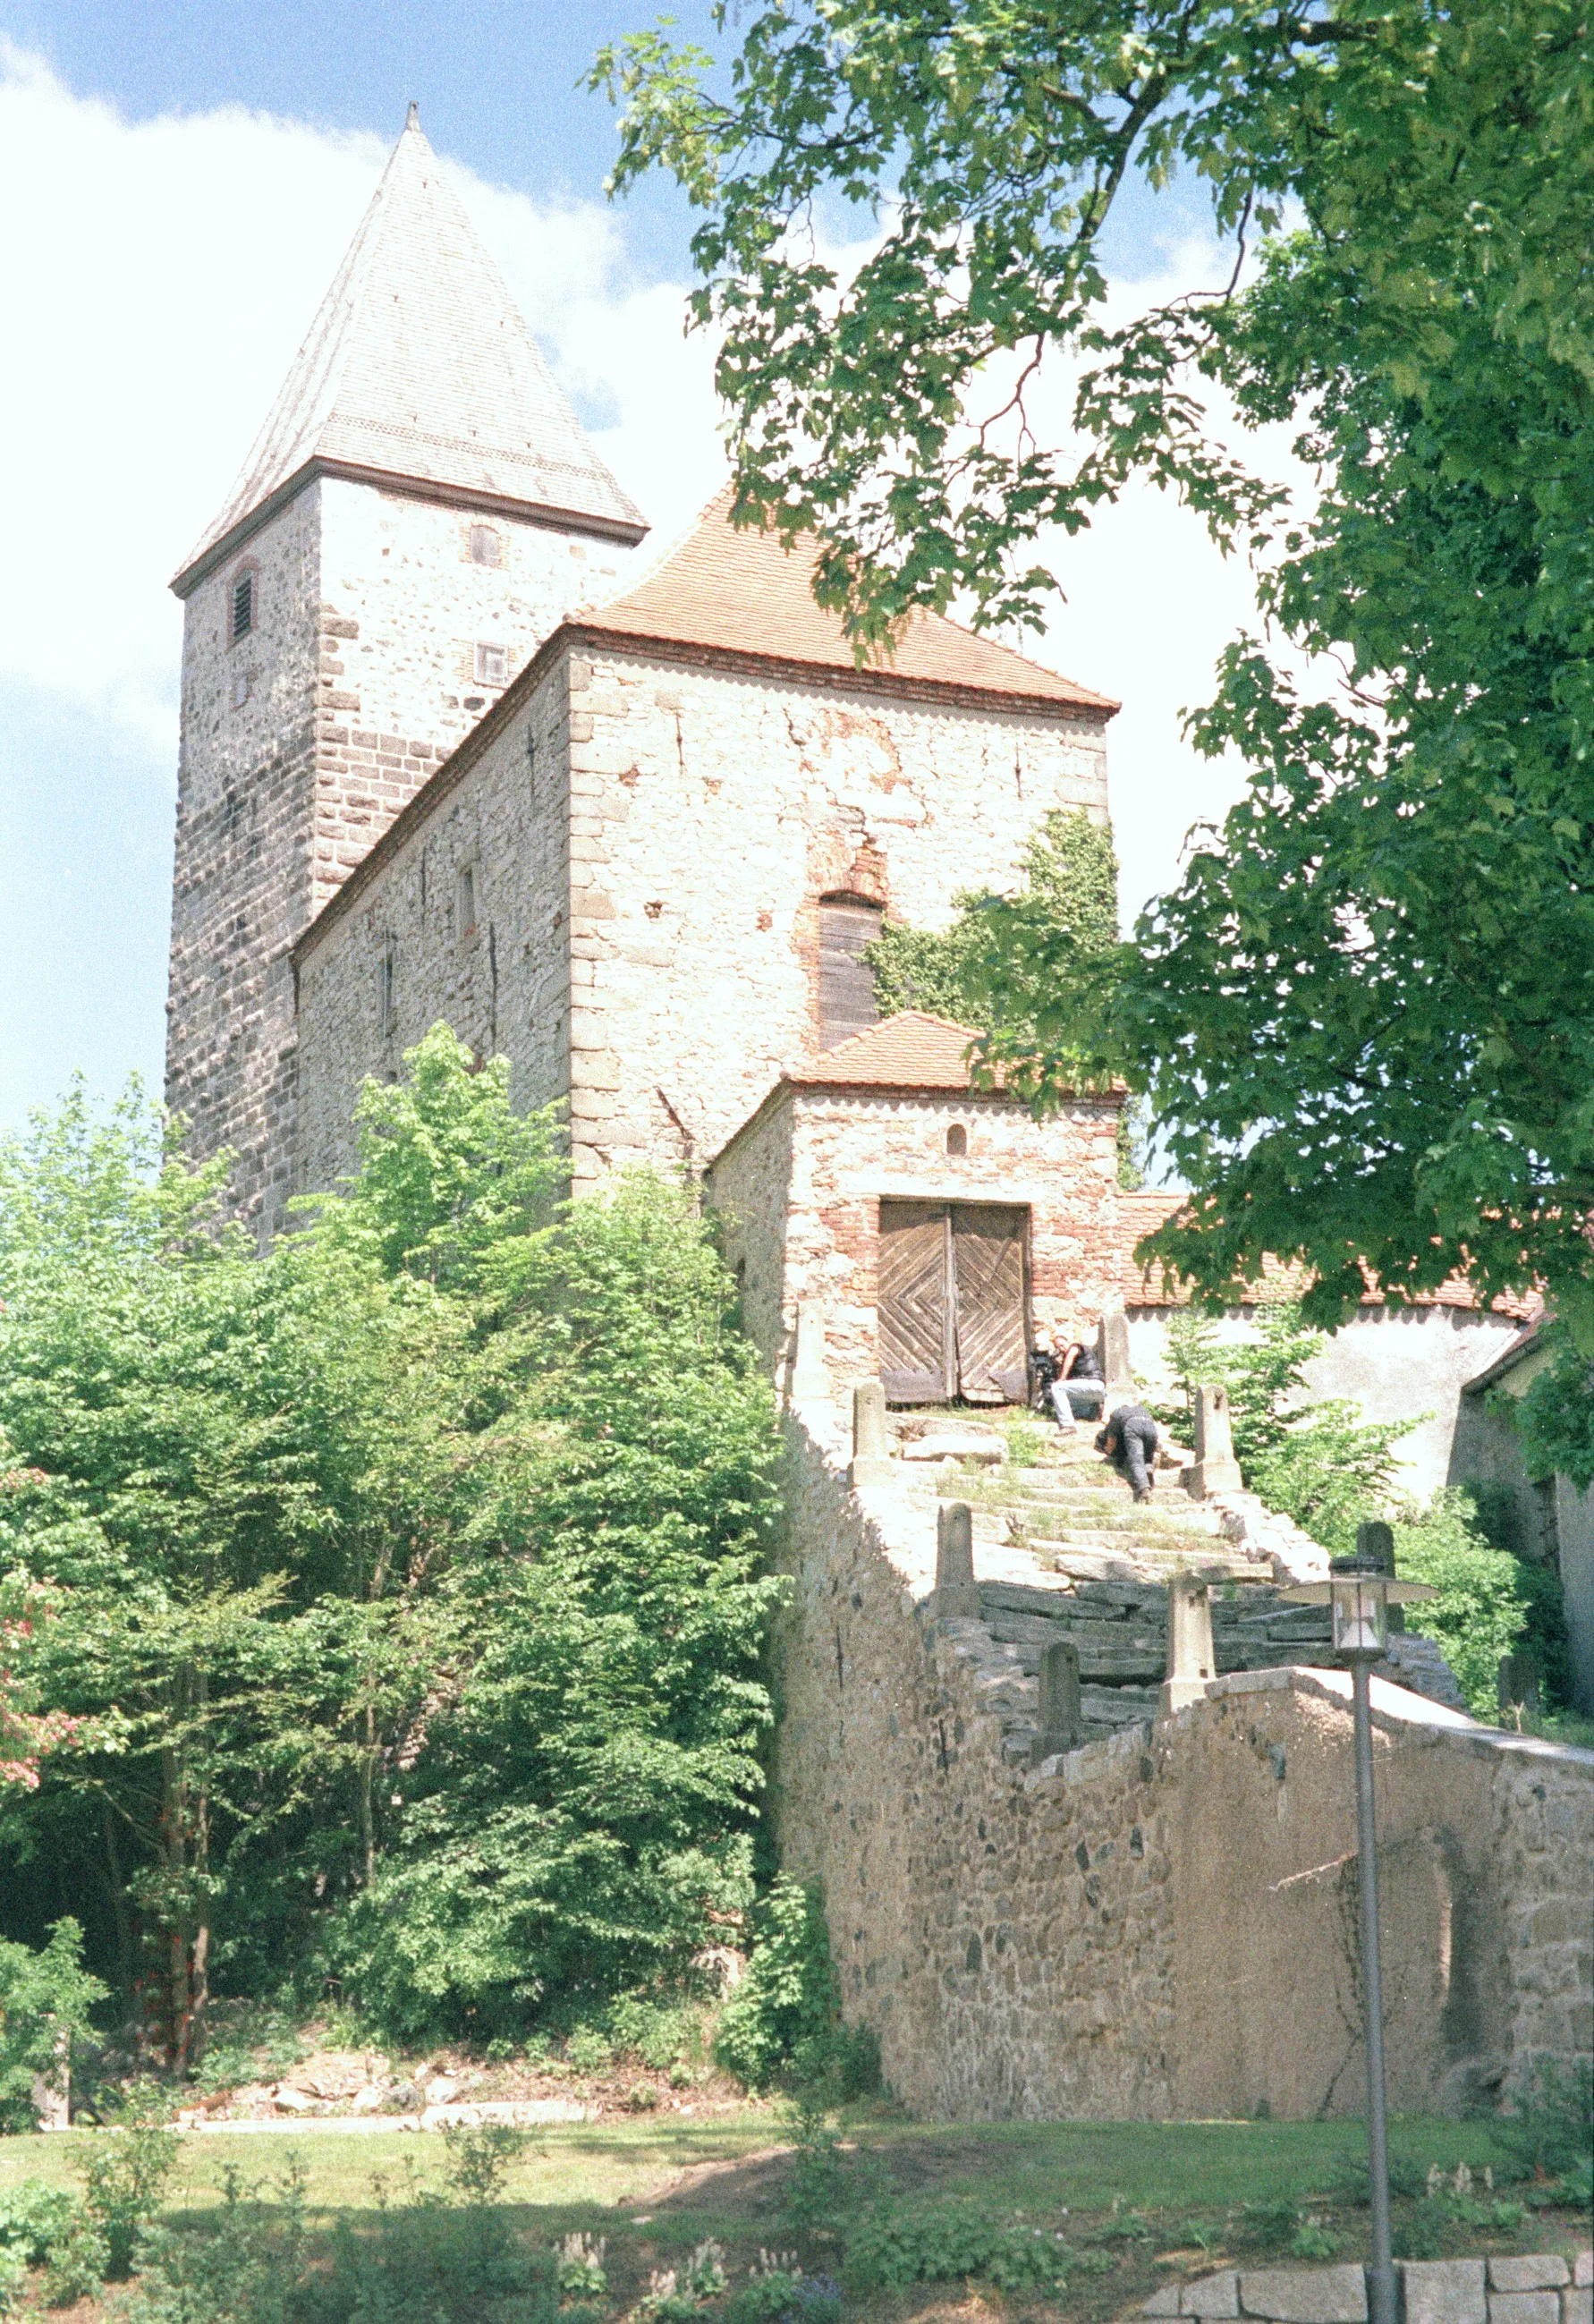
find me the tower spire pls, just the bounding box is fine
[173,114,645,595]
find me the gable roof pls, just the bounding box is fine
[174,108,646,596]
[586,493,1116,715]
[786,1011,1002,1090]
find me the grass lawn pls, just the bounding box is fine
[2,2106,1587,2322]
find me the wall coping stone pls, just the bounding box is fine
[1236,2263,1368,2320]
[1139,2259,1593,2324]
[1493,2259,1573,2291]
[1398,2256,1485,2324]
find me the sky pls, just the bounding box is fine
[0,3,1291,1135]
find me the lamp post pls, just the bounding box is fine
[1284,1531,1437,2324]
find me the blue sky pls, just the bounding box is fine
[0,4,1271,1137]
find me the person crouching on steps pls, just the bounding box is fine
[1095,1404,1160,1503]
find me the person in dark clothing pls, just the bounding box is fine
[1095,1403,1159,1501]
[1056,1336,1105,1421]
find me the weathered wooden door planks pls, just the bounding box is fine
[878,1198,1029,1404]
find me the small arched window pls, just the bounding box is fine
[818,895,883,1048]
[946,1124,968,1157]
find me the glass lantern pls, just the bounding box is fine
[1282,1553,1437,1660]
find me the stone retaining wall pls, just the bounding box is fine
[1137,2250,1591,2319]
[771,1404,1594,2119]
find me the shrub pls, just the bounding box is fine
[844,2203,1072,2293]
[81,2116,180,2279]
[1494,2057,1594,2188]
[0,1919,106,2133]
[0,2179,79,2267]
[1391,1493,1533,1716]
[725,2265,841,2324]
[715,1879,876,2097]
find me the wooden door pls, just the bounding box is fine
[952,1205,1030,1404]
[878,1200,953,1402]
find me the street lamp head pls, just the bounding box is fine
[1281,1539,1437,1662]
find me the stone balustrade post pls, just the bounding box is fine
[934,1502,980,1619]
[1098,1308,1134,1403]
[1030,1638,1083,1764]
[851,1380,894,1487]
[1161,1573,1217,1714]
[1187,1382,1243,1497]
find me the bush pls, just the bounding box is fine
[845,2203,1072,2293]
[1494,2057,1594,2189]
[715,1878,876,2097]
[127,2133,556,2324]
[0,1919,106,2133]
[1391,1493,1533,1716]
[0,2179,79,2267]
[87,2118,180,2278]
[725,2269,841,2324]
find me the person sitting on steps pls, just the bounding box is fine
[1095,1402,1160,1503]
[1052,1330,1106,1422]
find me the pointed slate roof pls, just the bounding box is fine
[174,107,647,595]
[587,491,1117,714]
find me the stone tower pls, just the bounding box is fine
[165,106,647,1235]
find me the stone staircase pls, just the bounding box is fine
[891,1411,1460,1758]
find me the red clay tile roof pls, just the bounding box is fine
[586,492,1116,715]
[786,1012,1001,1090]
[1115,1188,1542,1319]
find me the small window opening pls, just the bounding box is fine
[818,895,884,1047]
[469,524,503,568]
[377,939,397,1037]
[946,1123,968,1157]
[457,863,478,939]
[475,640,508,687]
[231,571,254,642]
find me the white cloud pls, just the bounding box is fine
[0,44,726,757]
[0,38,1312,928]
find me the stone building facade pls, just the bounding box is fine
[290,500,1114,1200]
[163,109,1594,2126]
[706,1014,1128,1401]
[165,112,644,1235]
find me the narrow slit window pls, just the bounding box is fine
[475,640,508,687]
[457,863,477,938]
[469,524,503,567]
[231,571,255,642]
[378,940,396,1036]
[817,895,883,1047]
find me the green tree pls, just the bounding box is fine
[1157,1302,1405,1553]
[868,810,1145,1181]
[0,1032,783,2052]
[591,0,1594,1342]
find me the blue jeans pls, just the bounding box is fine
[1049,1380,1105,1424]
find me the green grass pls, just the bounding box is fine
[2,2107,1586,2323]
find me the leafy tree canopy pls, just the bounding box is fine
[0,1032,782,2056]
[592,0,1594,1344]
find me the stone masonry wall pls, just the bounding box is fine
[562,651,1110,1188]
[292,641,1110,1201]
[294,650,575,1199]
[168,474,637,1236]
[1139,2252,1592,2320]
[708,1085,1125,1397]
[773,1407,1594,2120]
